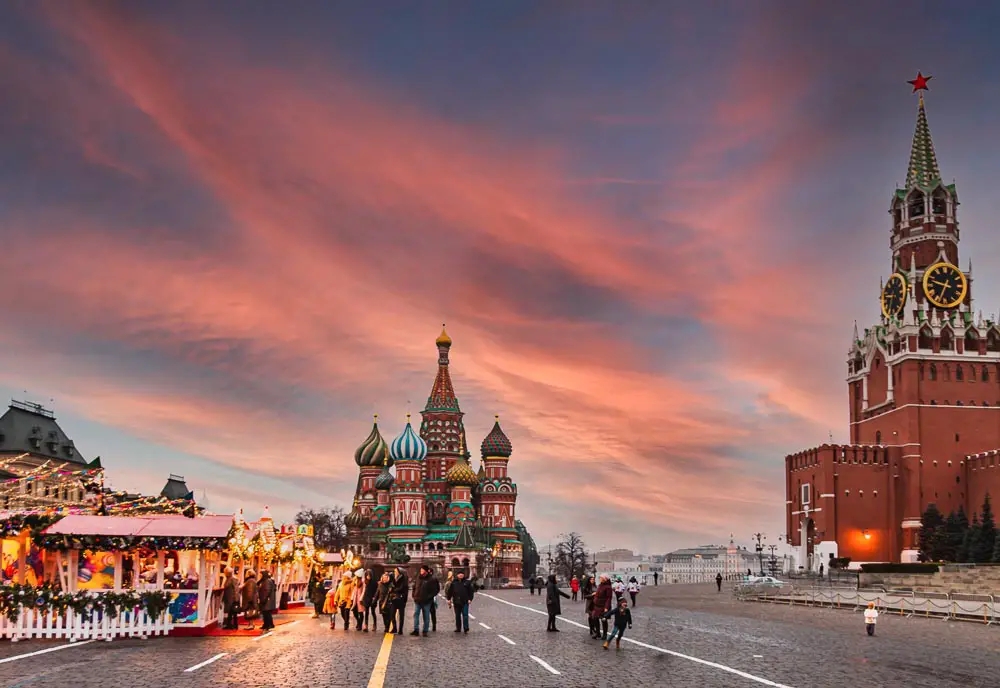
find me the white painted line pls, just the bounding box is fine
[469,614,476,619]
[754,655,763,658]
[530,655,561,675]
[479,622,492,630]
[253,631,274,642]
[283,620,301,629]
[480,594,795,688]
[183,653,228,673]
[0,639,96,664]
[497,634,516,645]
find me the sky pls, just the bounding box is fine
[3,1,1000,554]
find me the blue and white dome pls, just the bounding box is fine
[390,415,428,462]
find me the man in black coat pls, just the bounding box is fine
[390,566,409,635]
[446,570,475,633]
[545,574,570,632]
[410,566,440,637]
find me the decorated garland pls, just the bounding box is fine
[0,513,63,539]
[0,583,171,623]
[33,533,229,552]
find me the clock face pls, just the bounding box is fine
[881,273,907,319]
[922,262,968,309]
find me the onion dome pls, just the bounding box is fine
[480,415,513,458]
[355,415,390,467]
[436,324,452,347]
[390,414,428,462]
[447,457,478,487]
[345,501,367,529]
[477,462,486,481]
[374,450,395,490]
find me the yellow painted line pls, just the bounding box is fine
[367,632,394,688]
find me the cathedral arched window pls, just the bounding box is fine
[957,365,964,381]
[875,431,882,445]
[929,364,937,381]
[908,191,925,218]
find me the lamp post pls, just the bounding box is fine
[752,533,766,576]
[766,544,778,576]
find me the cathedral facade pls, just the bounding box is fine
[786,76,1000,567]
[345,327,523,582]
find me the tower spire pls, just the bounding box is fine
[425,324,460,412]
[904,72,941,189]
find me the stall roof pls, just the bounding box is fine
[319,552,344,564]
[43,514,232,538]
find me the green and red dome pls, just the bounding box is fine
[480,415,512,458]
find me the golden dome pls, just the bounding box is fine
[436,324,452,347]
[446,458,477,487]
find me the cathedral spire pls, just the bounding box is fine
[425,324,461,412]
[904,73,941,190]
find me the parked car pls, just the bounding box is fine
[745,575,785,588]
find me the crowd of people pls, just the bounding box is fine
[530,573,640,650]
[220,567,279,631]
[307,564,477,636]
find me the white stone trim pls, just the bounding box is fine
[851,403,1000,425]
[819,494,835,498]
[901,519,922,529]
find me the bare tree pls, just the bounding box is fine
[295,506,346,552]
[553,532,589,581]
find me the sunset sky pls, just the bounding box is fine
[3,1,1000,554]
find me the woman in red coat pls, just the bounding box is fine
[570,576,580,601]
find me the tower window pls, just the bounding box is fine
[932,189,947,215]
[957,365,964,381]
[984,367,991,382]
[941,331,954,351]
[908,191,925,218]
[929,364,937,381]
[875,431,882,445]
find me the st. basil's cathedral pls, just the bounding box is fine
[344,326,523,582]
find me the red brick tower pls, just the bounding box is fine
[419,325,466,525]
[787,75,1000,566]
[479,416,522,580]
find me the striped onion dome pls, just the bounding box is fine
[374,465,395,491]
[390,415,428,462]
[345,502,367,529]
[480,415,513,458]
[354,416,390,467]
[446,457,478,487]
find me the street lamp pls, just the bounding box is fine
[752,533,766,576]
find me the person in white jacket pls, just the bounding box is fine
[864,602,878,636]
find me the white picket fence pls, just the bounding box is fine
[0,605,173,641]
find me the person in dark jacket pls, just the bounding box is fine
[241,569,259,630]
[592,575,613,640]
[529,577,536,595]
[258,570,277,631]
[446,570,474,632]
[716,572,723,592]
[602,597,633,650]
[583,577,598,638]
[221,567,239,630]
[390,566,409,635]
[410,566,439,636]
[307,569,325,618]
[376,573,394,632]
[545,574,570,632]
[362,570,379,632]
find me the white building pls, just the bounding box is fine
[661,540,766,583]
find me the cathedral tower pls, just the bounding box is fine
[388,416,429,542]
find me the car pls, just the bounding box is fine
[745,575,785,588]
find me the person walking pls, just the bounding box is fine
[307,569,325,619]
[545,574,570,632]
[529,576,536,596]
[819,563,825,579]
[593,575,613,640]
[391,566,409,636]
[362,570,379,633]
[627,577,639,607]
[410,565,438,637]
[258,570,277,632]
[716,572,723,592]
[428,566,440,632]
[612,577,625,603]
[654,571,658,586]
[602,598,632,651]
[241,568,259,630]
[377,573,394,633]
[351,568,366,630]
[446,570,474,633]
[221,567,239,630]
[334,570,356,631]
[864,602,878,636]
[584,583,598,638]
[570,576,580,602]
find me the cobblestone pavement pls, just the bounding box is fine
[2,587,999,687]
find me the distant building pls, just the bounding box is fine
[661,540,761,583]
[160,474,194,501]
[0,400,98,509]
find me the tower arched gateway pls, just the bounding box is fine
[345,326,523,584]
[786,74,1000,567]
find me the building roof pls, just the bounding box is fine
[451,520,476,549]
[904,94,942,190]
[43,513,232,538]
[425,329,461,413]
[160,474,194,501]
[0,400,87,465]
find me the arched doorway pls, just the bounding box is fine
[800,518,816,570]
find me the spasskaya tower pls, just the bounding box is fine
[786,74,1000,567]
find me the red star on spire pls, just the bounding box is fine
[908,72,932,93]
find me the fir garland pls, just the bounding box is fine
[33,534,228,552]
[0,583,171,623]
[0,513,64,539]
